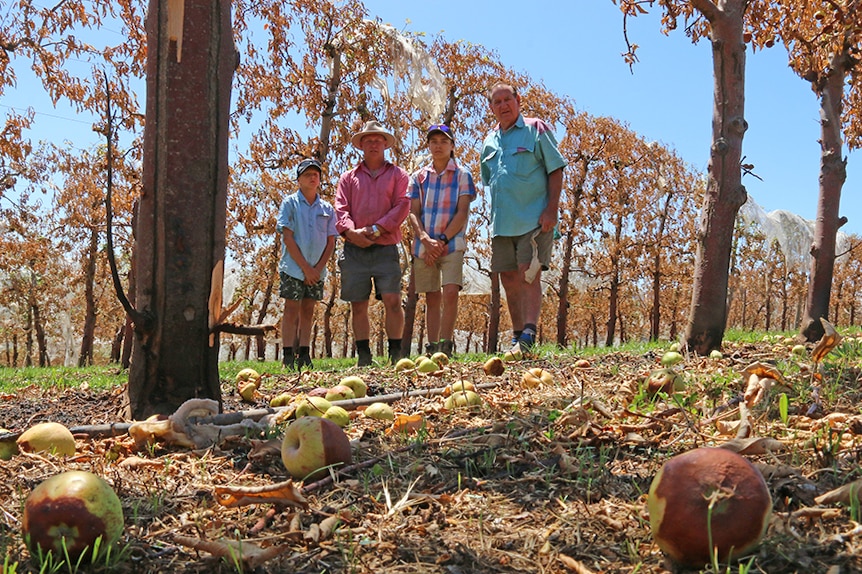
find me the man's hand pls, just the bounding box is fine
[346,228,374,248]
[538,206,558,233]
[303,265,321,285]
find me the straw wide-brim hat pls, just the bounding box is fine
[351,120,398,149]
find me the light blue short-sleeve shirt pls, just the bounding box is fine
[481,115,567,237]
[277,192,338,281]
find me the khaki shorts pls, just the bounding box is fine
[413,250,465,293]
[491,228,553,273]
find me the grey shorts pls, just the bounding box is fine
[413,250,465,293]
[338,243,403,301]
[491,228,554,273]
[279,272,324,301]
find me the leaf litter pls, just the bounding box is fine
[2,335,862,572]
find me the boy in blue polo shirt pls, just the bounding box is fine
[277,158,337,369]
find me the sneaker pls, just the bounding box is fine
[357,348,373,367]
[517,332,536,355]
[296,352,313,370]
[439,339,455,357]
[282,349,295,370]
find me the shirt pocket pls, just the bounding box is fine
[511,143,539,175]
[315,212,332,234]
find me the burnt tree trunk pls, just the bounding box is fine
[684,0,748,355]
[127,0,236,418]
[800,50,851,342]
[79,225,99,367]
[487,272,501,353]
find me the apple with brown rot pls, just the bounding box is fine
[281,416,352,481]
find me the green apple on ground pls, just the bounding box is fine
[446,380,475,394]
[23,470,124,562]
[270,392,292,407]
[394,358,416,372]
[430,352,449,366]
[0,429,18,460]
[444,390,482,409]
[294,396,332,418]
[17,422,76,456]
[339,376,367,398]
[325,384,356,402]
[364,402,395,420]
[646,368,686,395]
[323,406,350,428]
[661,351,684,367]
[281,417,352,481]
[417,359,439,373]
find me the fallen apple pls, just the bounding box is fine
[646,368,686,396]
[281,416,352,481]
[339,376,367,398]
[24,470,124,561]
[503,347,523,362]
[661,351,684,367]
[325,384,356,402]
[647,447,771,568]
[483,356,505,376]
[521,369,542,388]
[444,390,482,410]
[709,349,723,360]
[445,380,476,396]
[529,367,555,385]
[430,351,450,367]
[573,358,591,369]
[669,342,681,352]
[238,380,257,403]
[270,392,292,407]
[235,367,261,388]
[294,396,332,418]
[417,359,439,373]
[0,428,18,460]
[17,422,76,457]
[323,406,351,428]
[791,344,807,356]
[364,402,395,421]
[394,358,416,372]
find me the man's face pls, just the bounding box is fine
[489,87,520,129]
[427,133,453,162]
[360,135,387,159]
[298,168,321,190]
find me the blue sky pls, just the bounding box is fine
[3,1,858,235]
[362,0,860,235]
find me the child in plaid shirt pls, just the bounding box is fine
[407,125,476,357]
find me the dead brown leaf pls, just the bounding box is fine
[718,436,786,455]
[811,318,843,364]
[173,534,290,569]
[815,479,862,506]
[214,479,308,509]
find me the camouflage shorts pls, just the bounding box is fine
[279,272,324,301]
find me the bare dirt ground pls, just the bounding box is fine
[3,338,862,574]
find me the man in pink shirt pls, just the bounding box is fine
[335,121,410,366]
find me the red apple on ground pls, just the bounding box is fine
[325,384,356,402]
[647,447,771,568]
[281,416,352,481]
[23,470,124,561]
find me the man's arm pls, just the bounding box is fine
[539,167,563,233]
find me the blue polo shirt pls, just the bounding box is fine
[277,192,338,281]
[481,115,567,237]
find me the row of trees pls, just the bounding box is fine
[1,0,860,416]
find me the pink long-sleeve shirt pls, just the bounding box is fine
[335,161,410,245]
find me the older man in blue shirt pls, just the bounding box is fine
[481,82,566,356]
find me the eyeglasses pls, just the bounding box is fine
[428,124,450,132]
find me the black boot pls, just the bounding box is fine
[296,346,313,370]
[282,347,295,370]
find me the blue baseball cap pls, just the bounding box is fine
[296,158,322,179]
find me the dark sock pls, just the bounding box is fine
[523,324,537,336]
[388,338,402,356]
[356,339,371,353]
[299,346,310,356]
[283,346,294,357]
